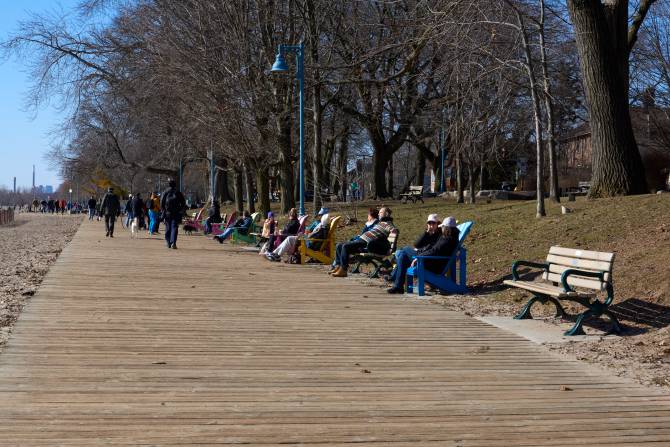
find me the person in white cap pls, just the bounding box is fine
[386,213,441,292]
[266,213,330,262]
[387,215,460,294]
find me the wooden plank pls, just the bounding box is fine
[0,220,667,445]
[548,246,615,263]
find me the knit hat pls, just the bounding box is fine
[267,211,274,218]
[320,213,330,225]
[426,213,439,223]
[440,216,457,228]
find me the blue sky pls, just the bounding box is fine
[0,1,79,190]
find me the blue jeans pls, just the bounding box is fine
[149,210,159,233]
[164,216,180,246]
[335,240,366,268]
[125,212,134,228]
[391,246,417,290]
[216,227,236,242]
[88,208,95,220]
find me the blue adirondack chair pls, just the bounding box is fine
[406,221,474,296]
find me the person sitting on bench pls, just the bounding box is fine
[328,208,379,271]
[204,201,222,235]
[387,216,460,294]
[266,213,330,262]
[214,210,252,243]
[266,208,301,250]
[330,207,393,278]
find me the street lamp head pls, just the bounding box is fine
[271,53,288,72]
[69,189,73,193]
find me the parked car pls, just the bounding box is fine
[501,181,515,192]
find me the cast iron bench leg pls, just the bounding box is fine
[514,293,566,320]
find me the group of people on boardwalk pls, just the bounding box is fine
[93,180,186,249]
[31,197,81,214]
[208,201,461,294]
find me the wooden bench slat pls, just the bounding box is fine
[503,280,596,298]
[543,272,607,291]
[546,254,613,273]
[548,246,615,263]
[546,263,611,284]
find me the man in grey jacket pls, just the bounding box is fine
[100,187,121,237]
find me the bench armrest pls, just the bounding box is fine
[511,261,548,280]
[560,269,604,293]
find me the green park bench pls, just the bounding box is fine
[351,229,399,278]
[504,246,621,336]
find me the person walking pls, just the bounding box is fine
[100,187,121,237]
[147,192,161,234]
[130,193,146,229]
[160,179,186,249]
[124,194,134,228]
[87,196,97,220]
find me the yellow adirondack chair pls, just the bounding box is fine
[298,216,341,265]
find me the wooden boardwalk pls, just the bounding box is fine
[1,220,669,446]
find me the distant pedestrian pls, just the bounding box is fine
[160,179,186,249]
[100,187,121,237]
[147,192,161,234]
[87,196,97,220]
[124,194,133,228]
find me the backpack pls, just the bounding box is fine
[164,190,181,214]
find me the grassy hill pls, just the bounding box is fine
[219,193,670,307]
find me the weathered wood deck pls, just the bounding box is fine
[0,220,669,446]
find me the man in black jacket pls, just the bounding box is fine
[87,196,97,221]
[100,187,121,237]
[160,179,187,249]
[387,215,460,294]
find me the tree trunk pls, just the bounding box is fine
[567,0,648,196]
[277,114,295,213]
[337,128,349,202]
[416,150,426,190]
[233,167,244,214]
[539,0,560,203]
[386,156,394,198]
[467,162,476,204]
[256,166,270,216]
[215,168,232,203]
[307,0,323,213]
[218,158,232,203]
[456,152,464,203]
[479,159,485,191]
[516,7,546,217]
[244,164,255,213]
[372,150,389,199]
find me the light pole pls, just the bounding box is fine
[68,188,72,212]
[271,43,305,216]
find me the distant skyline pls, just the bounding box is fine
[0,1,79,190]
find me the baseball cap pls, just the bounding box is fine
[426,213,439,223]
[440,216,457,228]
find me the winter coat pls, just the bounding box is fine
[414,231,441,253]
[418,227,460,273]
[100,193,121,216]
